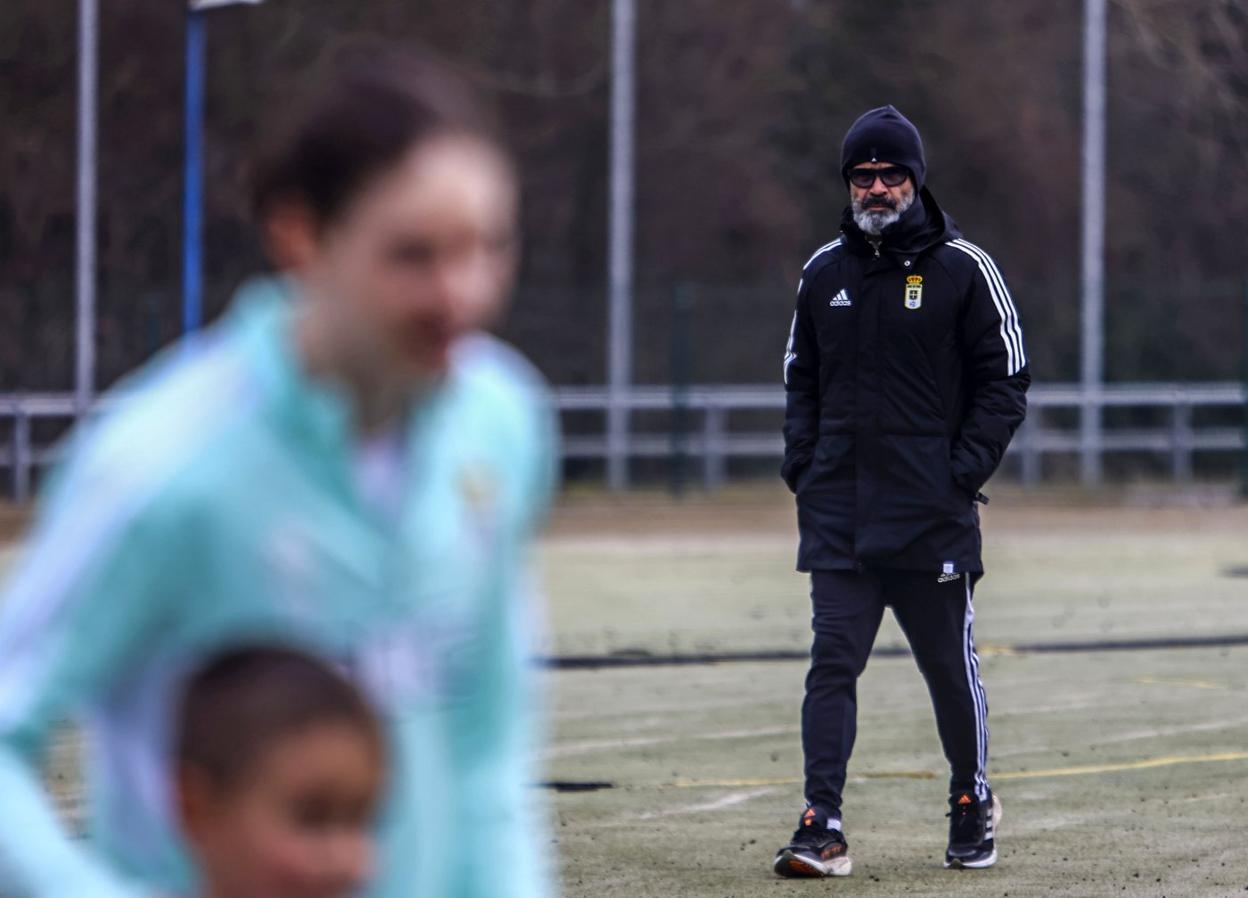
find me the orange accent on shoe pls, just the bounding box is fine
[957,793,973,805]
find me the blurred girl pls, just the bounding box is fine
[0,43,555,898]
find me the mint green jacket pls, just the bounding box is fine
[0,278,558,898]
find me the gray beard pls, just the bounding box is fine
[852,190,916,236]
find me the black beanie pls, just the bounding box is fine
[840,105,926,190]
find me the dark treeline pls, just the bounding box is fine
[2,0,1246,392]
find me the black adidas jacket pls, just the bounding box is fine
[781,187,1029,573]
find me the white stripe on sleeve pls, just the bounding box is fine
[783,312,798,386]
[948,239,1026,376]
[803,239,842,270]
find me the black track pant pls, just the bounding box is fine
[801,568,990,819]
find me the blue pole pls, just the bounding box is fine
[183,9,205,334]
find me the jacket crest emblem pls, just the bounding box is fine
[904,275,924,310]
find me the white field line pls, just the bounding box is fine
[549,706,1248,763]
[541,534,794,553]
[663,751,1248,790]
[549,693,1027,758]
[1133,675,1227,690]
[544,734,667,759]
[698,724,798,741]
[550,696,811,722]
[994,699,1114,717]
[634,786,779,820]
[993,750,1248,781]
[550,693,938,724]
[544,724,797,760]
[584,787,781,828]
[991,715,1248,761]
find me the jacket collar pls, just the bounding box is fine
[839,186,961,264]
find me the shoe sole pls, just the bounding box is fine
[944,794,1003,870]
[774,850,852,878]
[944,847,997,870]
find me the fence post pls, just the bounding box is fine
[12,408,31,503]
[1170,400,1193,483]
[605,0,636,493]
[1020,406,1042,487]
[669,283,693,497]
[702,402,726,491]
[1242,277,1248,498]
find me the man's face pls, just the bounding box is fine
[848,161,916,237]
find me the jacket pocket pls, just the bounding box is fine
[876,434,971,522]
[797,434,854,498]
[781,453,811,493]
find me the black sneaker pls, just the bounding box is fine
[944,790,1002,869]
[773,806,852,878]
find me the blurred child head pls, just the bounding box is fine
[251,43,519,380]
[175,645,386,898]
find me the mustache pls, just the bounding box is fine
[862,195,896,211]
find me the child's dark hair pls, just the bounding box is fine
[176,645,383,787]
[250,41,504,225]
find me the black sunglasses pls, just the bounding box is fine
[848,166,909,189]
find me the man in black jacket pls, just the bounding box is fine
[772,106,1028,879]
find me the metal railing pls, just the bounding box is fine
[2,383,1245,500]
[557,382,1247,489]
[1,393,84,503]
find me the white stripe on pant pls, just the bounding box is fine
[962,572,991,800]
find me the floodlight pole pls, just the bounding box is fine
[1080,0,1107,488]
[75,0,98,414]
[606,0,636,490]
[183,8,206,334]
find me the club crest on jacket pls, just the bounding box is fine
[904,275,924,310]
